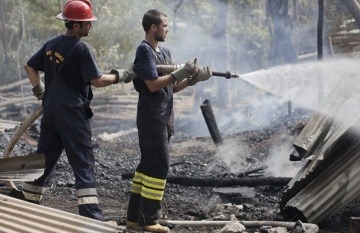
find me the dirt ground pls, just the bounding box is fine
[1,89,359,233]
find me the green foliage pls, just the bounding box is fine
[324,1,353,35]
[0,0,355,85]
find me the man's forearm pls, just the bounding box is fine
[91,74,118,88]
[145,74,175,92]
[173,78,188,93]
[24,64,41,87]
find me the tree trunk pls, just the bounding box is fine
[214,0,230,107]
[317,0,324,103]
[317,0,324,60]
[267,0,297,66]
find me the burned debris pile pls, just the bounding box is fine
[1,77,359,232]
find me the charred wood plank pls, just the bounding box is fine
[200,99,223,146]
[237,165,268,177]
[121,173,290,187]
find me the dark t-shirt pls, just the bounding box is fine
[132,40,175,138]
[133,40,171,93]
[27,34,101,104]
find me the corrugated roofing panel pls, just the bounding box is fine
[0,194,124,233]
[282,117,360,223]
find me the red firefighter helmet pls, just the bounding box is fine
[56,0,97,22]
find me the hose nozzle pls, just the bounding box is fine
[212,71,239,79]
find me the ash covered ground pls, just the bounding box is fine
[1,94,359,233]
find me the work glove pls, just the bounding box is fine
[171,58,198,83]
[31,82,45,100]
[196,66,212,81]
[110,64,137,84]
[187,66,212,86]
[187,76,198,86]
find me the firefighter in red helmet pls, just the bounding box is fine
[10,0,135,221]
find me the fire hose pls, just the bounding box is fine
[156,64,239,79]
[2,106,44,188]
[2,65,238,188]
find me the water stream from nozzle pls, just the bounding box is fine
[237,58,360,111]
[208,58,360,177]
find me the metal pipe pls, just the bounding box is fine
[159,220,319,233]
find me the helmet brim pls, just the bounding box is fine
[56,13,66,20]
[55,13,97,22]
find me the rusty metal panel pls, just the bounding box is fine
[0,194,124,233]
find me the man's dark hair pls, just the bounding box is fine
[65,21,84,29]
[142,9,167,32]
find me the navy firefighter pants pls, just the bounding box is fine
[127,120,170,226]
[22,101,103,220]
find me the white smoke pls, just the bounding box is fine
[209,139,252,174]
[265,140,302,177]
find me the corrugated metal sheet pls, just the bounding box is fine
[281,116,360,224]
[282,116,357,201]
[0,194,124,233]
[280,74,360,224]
[0,154,45,181]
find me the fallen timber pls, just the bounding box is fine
[121,173,291,187]
[237,165,268,177]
